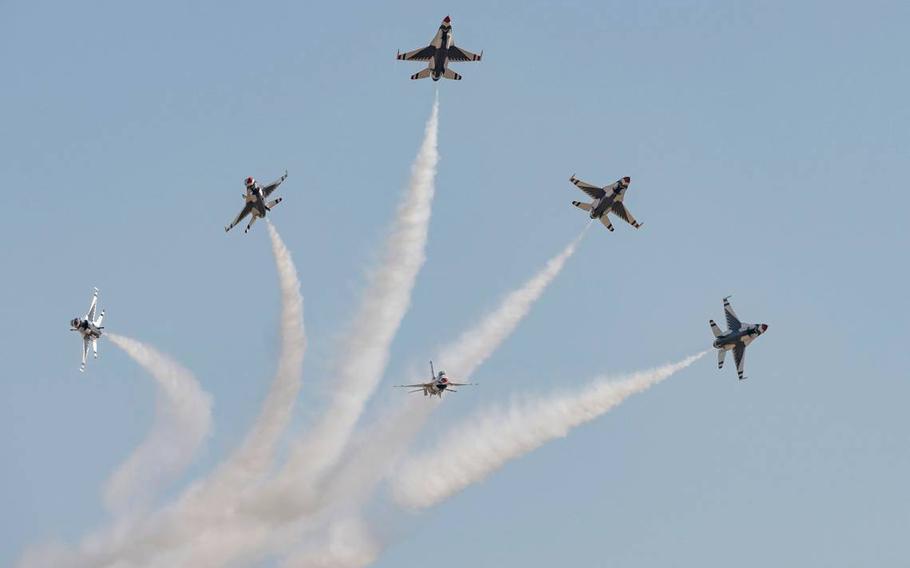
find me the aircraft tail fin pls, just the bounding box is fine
[709,319,722,337]
[410,68,433,80]
[717,348,726,369]
[95,310,105,327]
[442,68,462,80]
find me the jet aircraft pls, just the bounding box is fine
[394,361,474,397]
[396,16,482,81]
[70,287,105,372]
[710,296,769,380]
[569,174,643,232]
[224,171,288,234]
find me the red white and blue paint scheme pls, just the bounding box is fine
[396,16,482,81]
[224,170,288,234]
[394,361,475,398]
[70,287,105,372]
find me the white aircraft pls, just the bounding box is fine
[394,361,475,397]
[70,288,105,372]
[224,171,288,234]
[396,16,482,81]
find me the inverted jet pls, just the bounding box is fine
[569,174,643,232]
[224,171,288,234]
[710,296,769,380]
[396,16,482,81]
[394,361,475,398]
[70,287,105,372]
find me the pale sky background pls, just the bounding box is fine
[2,0,909,566]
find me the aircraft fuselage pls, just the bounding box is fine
[429,25,453,80]
[245,187,269,217]
[71,318,102,339]
[713,326,763,350]
[590,194,617,219]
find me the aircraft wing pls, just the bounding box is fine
[611,203,642,228]
[262,170,288,197]
[446,382,473,386]
[723,297,742,331]
[397,46,436,61]
[733,343,747,379]
[447,45,482,62]
[394,383,429,388]
[85,288,99,320]
[569,175,606,199]
[225,203,253,232]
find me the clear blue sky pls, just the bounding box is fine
[1,0,908,566]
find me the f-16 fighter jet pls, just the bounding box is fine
[394,361,475,398]
[710,296,769,380]
[570,174,643,232]
[224,171,288,234]
[70,287,105,372]
[396,16,482,81]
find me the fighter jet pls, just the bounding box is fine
[224,171,288,234]
[70,287,105,372]
[394,361,475,397]
[569,174,643,232]
[396,16,482,81]
[710,296,769,380]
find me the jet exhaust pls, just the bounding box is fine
[391,352,707,510]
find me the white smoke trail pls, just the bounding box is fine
[440,225,588,378]
[280,519,380,568]
[18,228,305,568]
[207,221,306,487]
[391,352,707,510]
[281,95,440,487]
[128,96,442,568]
[103,334,212,516]
[313,228,589,510]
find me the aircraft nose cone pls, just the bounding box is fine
[443,15,451,23]
[623,176,631,184]
[761,324,769,332]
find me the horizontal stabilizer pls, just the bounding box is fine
[442,68,462,80]
[572,201,592,212]
[599,215,615,232]
[410,68,433,80]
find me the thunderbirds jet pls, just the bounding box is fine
[396,16,482,81]
[70,288,105,372]
[710,296,769,380]
[394,361,475,397]
[569,174,643,232]
[224,171,288,234]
